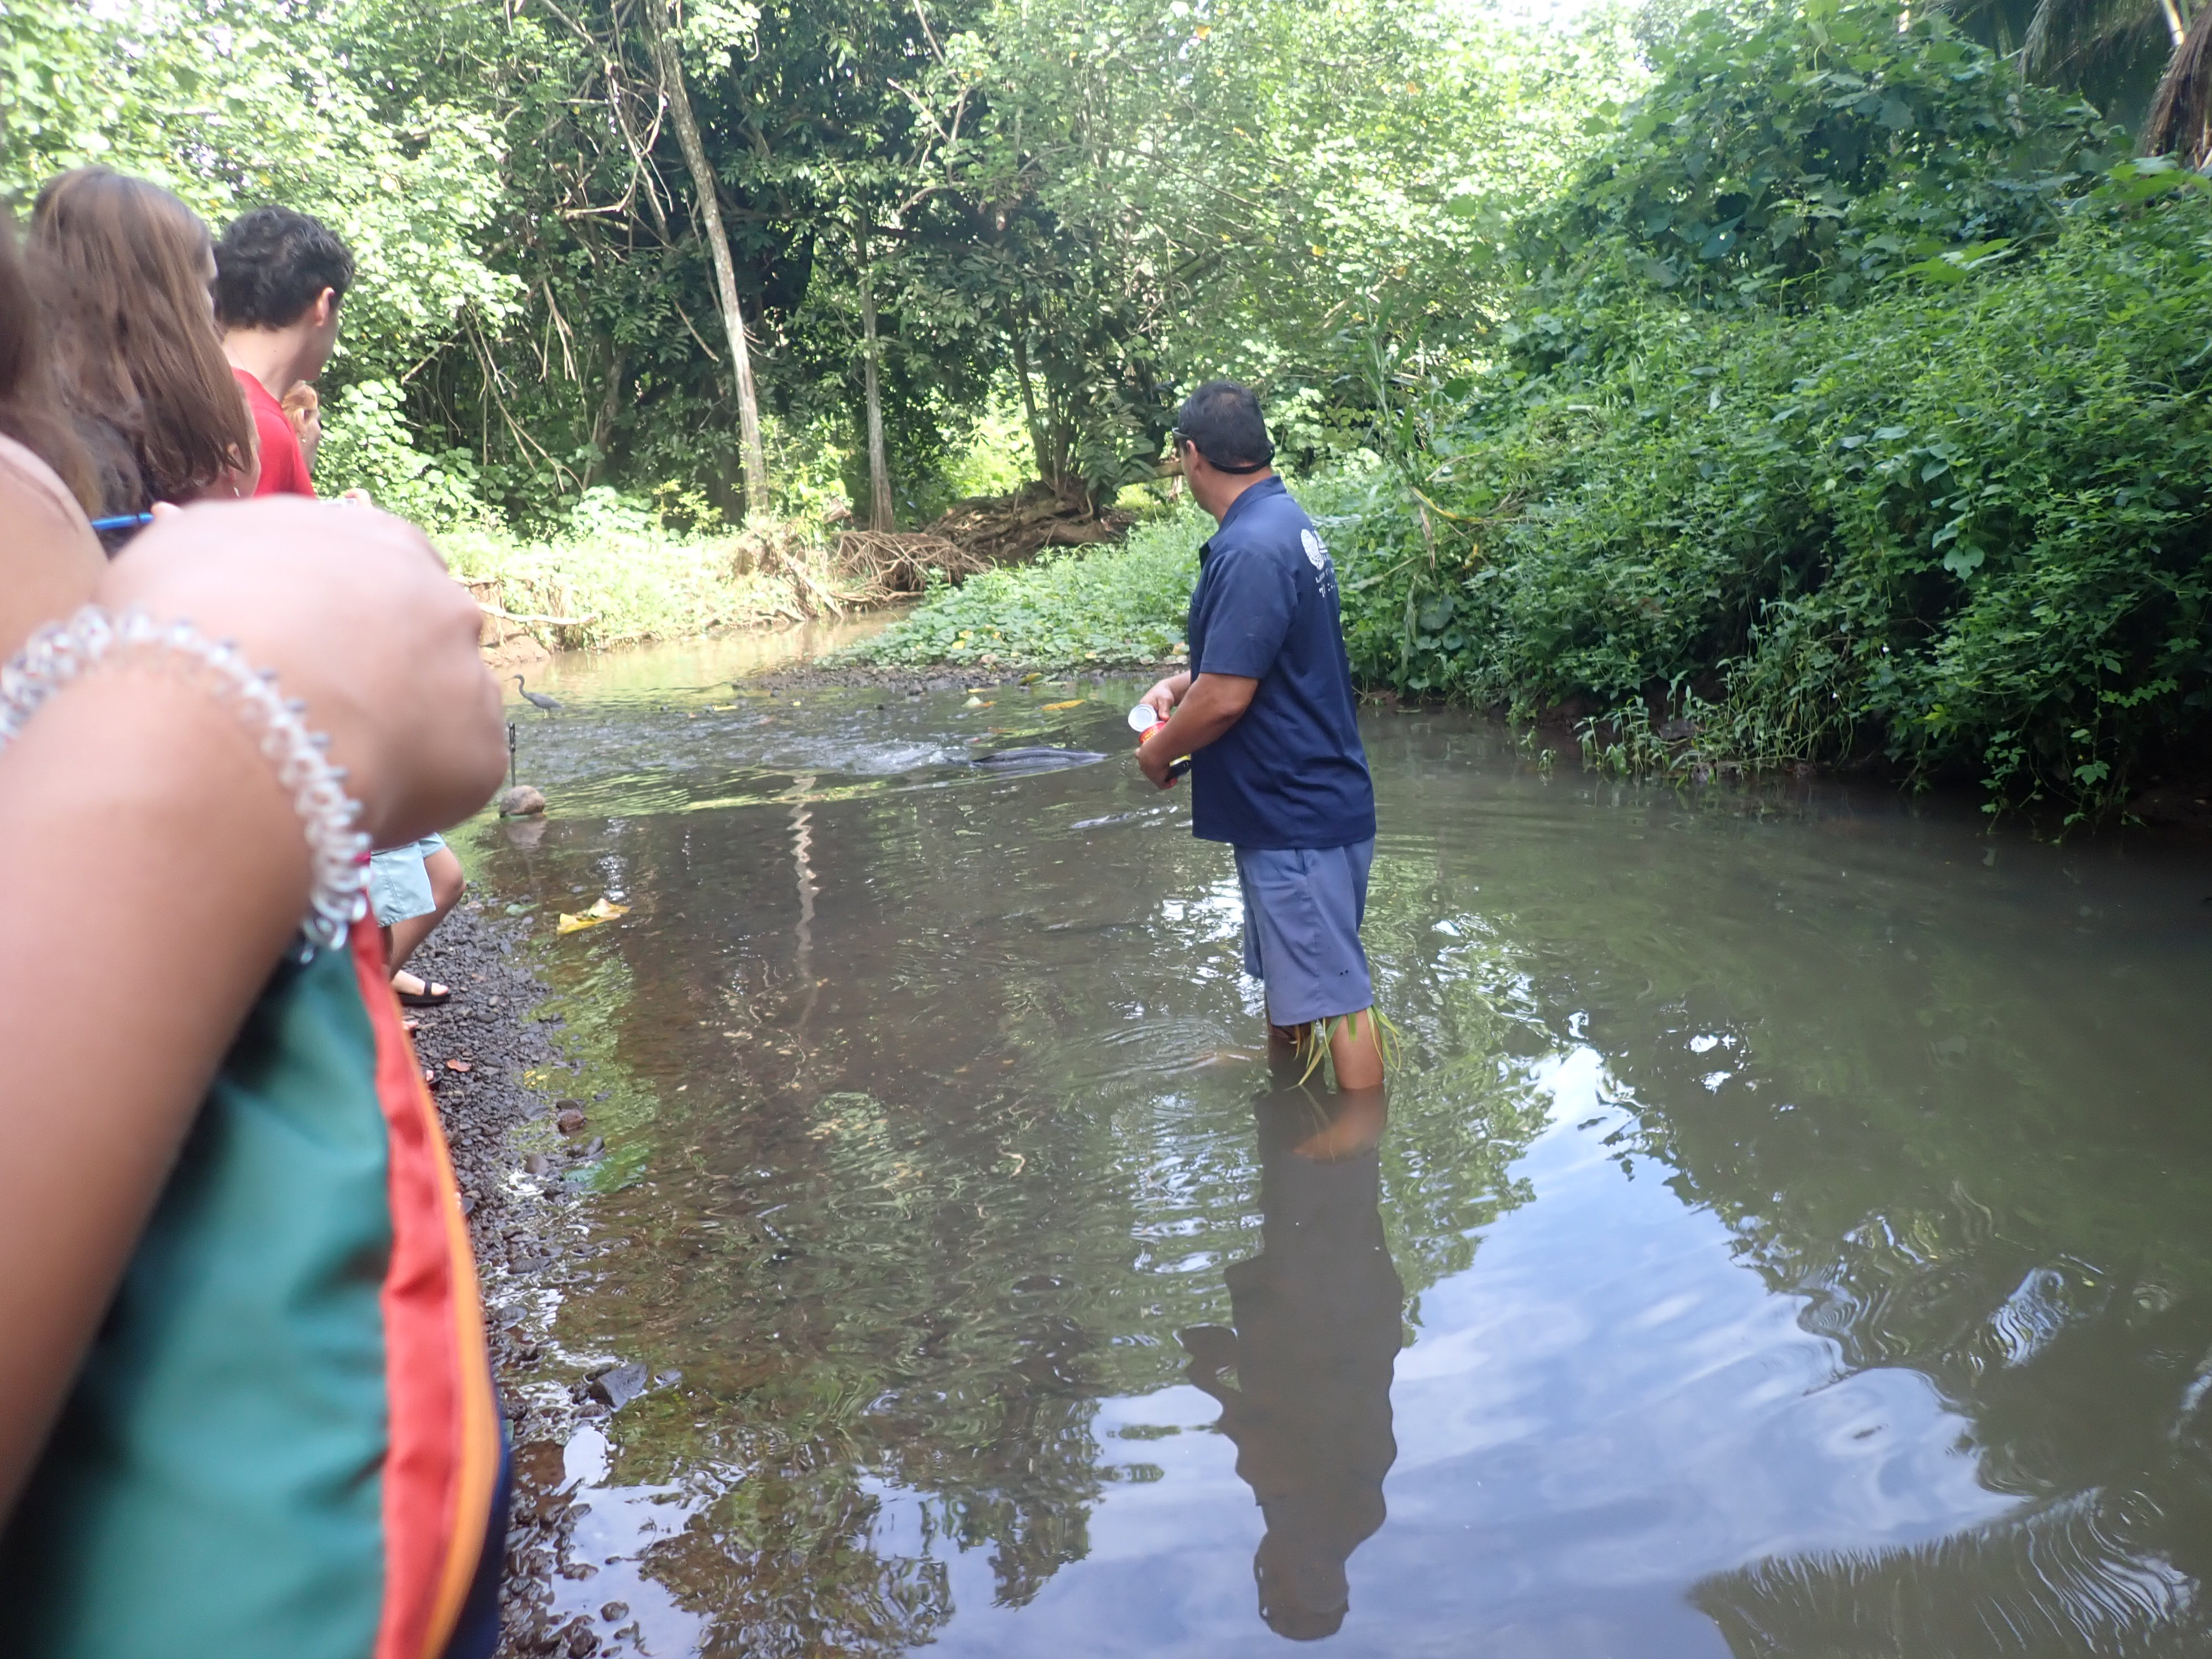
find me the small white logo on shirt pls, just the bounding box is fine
[1301,528,1327,570]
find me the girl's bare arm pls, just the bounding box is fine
[0,497,503,1515]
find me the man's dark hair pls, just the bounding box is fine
[1175,379,1273,474]
[213,206,353,330]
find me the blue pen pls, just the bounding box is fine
[90,513,155,533]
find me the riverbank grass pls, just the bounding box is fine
[435,491,846,648]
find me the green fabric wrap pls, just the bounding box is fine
[0,945,392,1658]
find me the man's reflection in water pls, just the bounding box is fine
[1180,1079,1405,1641]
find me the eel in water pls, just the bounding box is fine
[967,747,1110,774]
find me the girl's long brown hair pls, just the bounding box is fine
[32,168,253,513]
[0,213,98,513]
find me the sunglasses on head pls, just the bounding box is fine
[1170,429,1269,474]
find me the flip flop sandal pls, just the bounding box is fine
[392,971,452,1007]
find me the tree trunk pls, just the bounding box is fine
[581,345,629,489]
[1010,321,1051,487]
[641,0,769,517]
[858,225,894,530]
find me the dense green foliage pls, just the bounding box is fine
[1336,176,2212,815]
[1523,0,2121,324]
[9,0,2211,811]
[865,1,2212,816]
[1,0,1630,528]
[959,0,1631,482]
[0,0,516,512]
[1350,4,2212,815]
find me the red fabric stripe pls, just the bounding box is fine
[353,915,496,1659]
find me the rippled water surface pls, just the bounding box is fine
[465,639,2212,1658]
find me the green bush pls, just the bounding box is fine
[850,505,1208,669]
[1519,0,2121,350]
[1330,170,2212,817]
[1274,0,2212,820]
[317,380,498,530]
[450,0,2203,823]
[847,170,2212,819]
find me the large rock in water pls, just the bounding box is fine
[497,785,547,817]
[588,1361,650,1410]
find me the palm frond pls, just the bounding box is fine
[2145,0,2212,160]
[2023,0,2180,73]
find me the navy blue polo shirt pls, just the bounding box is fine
[1184,477,1375,849]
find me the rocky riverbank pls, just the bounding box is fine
[403,905,613,1659]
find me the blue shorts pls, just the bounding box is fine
[367,832,446,926]
[1234,838,1375,1027]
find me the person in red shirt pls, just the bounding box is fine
[214,207,350,498]
[215,205,465,1005]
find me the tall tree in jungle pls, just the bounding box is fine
[853,220,894,528]
[836,66,978,530]
[639,0,769,514]
[679,0,983,530]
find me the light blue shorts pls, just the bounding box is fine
[367,832,446,926]
[1234,838,1375,1027]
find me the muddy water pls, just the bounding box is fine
[466,643,2212,1658]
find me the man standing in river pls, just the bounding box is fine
[1137,380,1384,1089]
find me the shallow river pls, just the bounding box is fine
[464,634,2212,1659]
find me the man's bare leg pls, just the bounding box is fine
[1327,1009,1385,1091]
[1266,1008,1384,1092]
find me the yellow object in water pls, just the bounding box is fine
[1040,699,1085,711]
[556,896,630,935]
